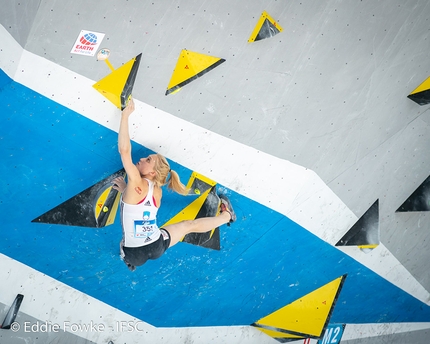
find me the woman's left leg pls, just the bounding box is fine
[163,211,231,247]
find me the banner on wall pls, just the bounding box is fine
[70,30,105,56]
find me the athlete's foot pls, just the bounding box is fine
[126,262,136,272]
[219,194,236,226]
[121,257,136,272]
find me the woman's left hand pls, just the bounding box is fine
[112,176,127,193]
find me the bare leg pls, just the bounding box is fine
[164,211,231,247]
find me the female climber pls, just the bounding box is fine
[112,98,236,271]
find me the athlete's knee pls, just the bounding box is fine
[179,219,199,232]
[165,219,199,238]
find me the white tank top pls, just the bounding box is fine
[120,179,161,247]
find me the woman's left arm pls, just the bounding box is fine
[112,176,127,193]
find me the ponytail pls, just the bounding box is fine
[167,169,189,195]
[153,153,189,195]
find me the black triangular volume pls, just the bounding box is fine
[255,19,281,41]
[32,169,125,228]
[121,53,142,110]
[318,275,347,339]
[251,322,317,339]
[1,294,24,329]
[336,200,379,246]
[396,175,430,212]
[273,339,305,343]
[183,186,221,250]
[188,176,214,196]
[407,90,430,106]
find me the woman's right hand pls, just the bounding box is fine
[122,98,135,117]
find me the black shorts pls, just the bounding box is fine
[123,229,171,267]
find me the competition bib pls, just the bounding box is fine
[134,219,157,238]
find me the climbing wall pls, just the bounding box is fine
[1,1,430,343]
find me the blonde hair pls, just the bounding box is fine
[153,153,189,195]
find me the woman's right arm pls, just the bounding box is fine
[118,98,140,182]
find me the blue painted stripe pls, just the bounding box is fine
[0,68,11,89]
[1,74,430,328]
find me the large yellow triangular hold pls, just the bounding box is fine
[93,53,142,109]
[407,76,430,105]
[94,171,126,227]
[161,187,213,227]
[248,11,283,43]
[252,275,347,340]
[94,185,122,227]
[165,49,226,95]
